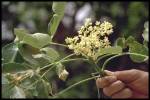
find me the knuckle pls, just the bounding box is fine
[116,80,123,85]
[130,69,139,73]
[116,80,125,88]
[124,88,132,97]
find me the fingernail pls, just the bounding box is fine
[104,70,114,76]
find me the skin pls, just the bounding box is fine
[96,69,149,98]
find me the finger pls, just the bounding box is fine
[103,80,125,96]
[104,70,114,76]
[112,88,132,98]
[96,75,117,88]
[114,69,141,83]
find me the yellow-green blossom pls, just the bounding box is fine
[65,18,113,61]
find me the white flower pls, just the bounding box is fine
[65,18,113,61]
[96,21,100,25]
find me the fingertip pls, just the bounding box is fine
[96,76,117,89]
[104,70,114,76]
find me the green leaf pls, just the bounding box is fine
[11,86,26,98]
[52,2,66,15]
[48,14,61,38]
[129,41,148,63]
[2,43,17,63]
[40,47,60,62]
[2,74,9,84]
[97,46,122,56]
[126,36,135,45]
[115,37,126,48]
[2,74,11,98]
[19,75,39,98]
[14,28,51,49]
[2,63,29,73]
[17,43,40,68]
[56,62,69,81]
[2,76,27,98]
[48,2,66,38]
[14,28,29,41]
[2,42,22,63]
[23,33,51,49]
[32,53,51,67]
[36,79,51,98]
[143,40,148,47]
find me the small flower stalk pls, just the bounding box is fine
[65,18,113,61]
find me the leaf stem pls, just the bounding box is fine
[40,58,88,77]
[50,42,68,48]
[40,53,75,71]
[101,52,148,71]
[96,54,117,64]
[53,75,100,98]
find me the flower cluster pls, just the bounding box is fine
[65,18,113,60]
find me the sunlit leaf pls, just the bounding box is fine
[52,2,66,15]
[97,46,122,56]
[48,2,66,38]
[23,33,51,49]
[14,28,29,41]
[48,14,60,38]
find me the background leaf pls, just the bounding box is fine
[129,41,148,63]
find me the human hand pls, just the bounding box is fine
[96,69,149,98]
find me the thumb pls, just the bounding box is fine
[114,69,141,83]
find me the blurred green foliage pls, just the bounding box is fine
[2,1,149,98]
